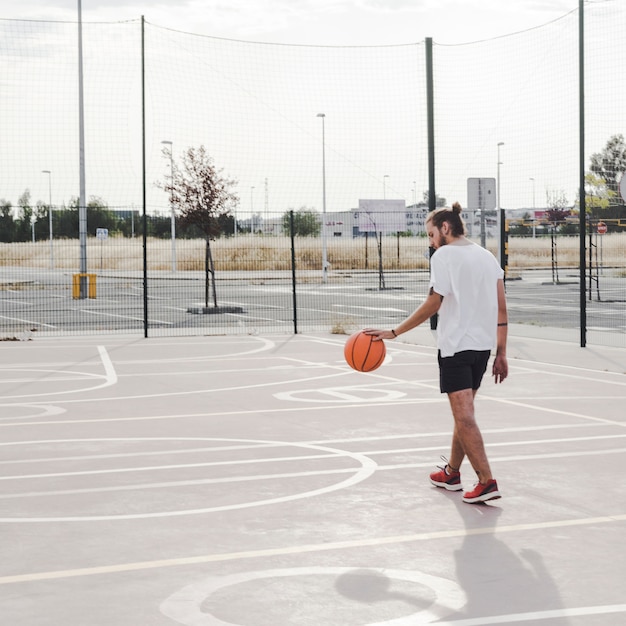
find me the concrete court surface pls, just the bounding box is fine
[0,326,624,626]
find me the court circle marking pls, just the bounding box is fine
[159,566,466,625]
[132,336,277,363]
[275,388,407,403]
[0,437,377,523]
[0,403,66,421]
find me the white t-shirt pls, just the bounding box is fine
[429,241,504,358]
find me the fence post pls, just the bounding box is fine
[500,209,508,283]
[429,246,438,330]
[290,210,298,334]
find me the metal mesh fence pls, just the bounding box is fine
[2,214,625,343]
[1,6,625,345]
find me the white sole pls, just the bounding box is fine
[463,490,501,503]
[430,479,463,492]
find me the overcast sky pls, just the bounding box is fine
[3,0,617,218]
[0,0,578,46]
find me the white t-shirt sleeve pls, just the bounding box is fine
[429,244,503,357]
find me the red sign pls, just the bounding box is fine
[597,221,607,235]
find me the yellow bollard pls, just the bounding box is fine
[72,273,97,299]
[88,274,97,299]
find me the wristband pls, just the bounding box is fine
[498,322,508,327]
[391,329,397,337]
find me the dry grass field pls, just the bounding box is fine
[1,233,624,273]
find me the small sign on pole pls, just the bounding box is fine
[467,178,496,210]
[597,221,607,235]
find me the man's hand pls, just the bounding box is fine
[492,353,508,384]
[363,329,395,342]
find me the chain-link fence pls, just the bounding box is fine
[1,6,625,345]
[1,211,625,344]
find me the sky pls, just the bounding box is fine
[1,0,621,222]
[0,0,578,48]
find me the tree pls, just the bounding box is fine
[281,207,320,237]
[545,189,570,225]
[579,173,615,219]
[158,145,238,308]
[0,199,15,242]
[589,134,626,202]
[15,190,34,242]
[61,196,120,238]
[421,191,447,208]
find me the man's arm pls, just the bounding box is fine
[365,287,443,341]
[492,278,508,383]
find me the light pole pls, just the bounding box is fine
[412,181,417,208]
[42,170,53,269]
[161,140,176,272]
[317,113,328,283]
[530,177,536,238]
[250,187,254,235]
[383,174,389,199]
[497,143,504,210]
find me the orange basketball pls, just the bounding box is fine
[344,331,386,372]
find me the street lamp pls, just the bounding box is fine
[383,174,389,199]
[497,143,504,210]
[530,177,536,238]
[250,186,255,233]
[161,140,176,272]
[41,170,53,269]
[317,113,328,283]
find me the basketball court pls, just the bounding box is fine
[0,327,624,625]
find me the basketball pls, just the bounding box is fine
[344,331,386,372]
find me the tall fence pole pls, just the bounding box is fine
[578,0,587,347]
[426,37,438,331]
[77,0,88,298]
[426,38,436,213]
[290,210,298,334]
[141,16,148,338]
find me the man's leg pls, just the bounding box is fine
[447,388,493,483]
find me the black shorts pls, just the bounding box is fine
[438,349,491,394]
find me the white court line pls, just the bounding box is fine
[0,346,117,399]
[0,369,357,404]
[0,299,34,306]
[484,395,626,427]
[0,314,56,328]
[508,363,626,387]
[0,464,361,498]
[0,392,618,427]
[4,446,626,501]
[0,513,624,585]
[0,441,278,465]
[0,449,346,481]
[3,431,623,472]
[0,440,377,522]
[435,604,626,625]
[2,427,625,505]
[81,309,172,325]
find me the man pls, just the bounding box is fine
[366,202,508,504]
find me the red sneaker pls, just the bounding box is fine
[463,479,501,503]
[429,457,462,491]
